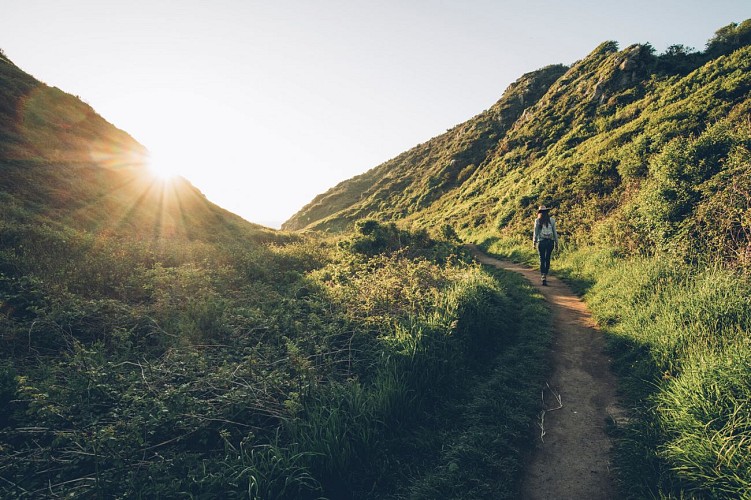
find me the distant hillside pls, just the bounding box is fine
[282,63,567,231]
[284,20,751,265]
[0,50,275,243]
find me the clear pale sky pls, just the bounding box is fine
[2,1,749,228]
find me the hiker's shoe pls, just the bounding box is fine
[542,278,548,286]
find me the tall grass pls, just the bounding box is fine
[554,247,751,498]
[287,255,527,497]
[2,219,549,498]
[403,267,552,499]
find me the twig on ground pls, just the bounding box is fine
[538,382,564,443]
[544,382,563,412]
[538,410,546,442]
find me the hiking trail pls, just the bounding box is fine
[467,245,626,499]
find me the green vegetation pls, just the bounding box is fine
[5,16,751,499]
[285,19,751,244]
[285,18,751,499]
[282,64,569,232]
[1,52,550,497]
[545,249,751,499]
[0,216,549,498]
[0,51,273,243]
[401,268,550,499]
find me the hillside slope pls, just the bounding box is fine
[284,20,751,267]
[282,25,751,497]
[282,63,567,231]
[0,50,274,243]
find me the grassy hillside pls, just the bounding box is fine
[285,19,751,498]
[285,20,751,260]
[282,64,568,232]
[0,51,551,498]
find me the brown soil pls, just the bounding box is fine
[467,245,625,499]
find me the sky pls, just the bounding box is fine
[1,1,749,228]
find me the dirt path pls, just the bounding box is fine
[467,245,623,499]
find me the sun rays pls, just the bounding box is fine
[46,155,208,242]
[146,149,183,181]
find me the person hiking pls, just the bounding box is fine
[533,205,558,286]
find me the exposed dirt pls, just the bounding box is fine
[467,245,625,499]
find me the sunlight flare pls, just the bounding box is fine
[147,149,183,180]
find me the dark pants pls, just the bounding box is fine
[537,239,555,275]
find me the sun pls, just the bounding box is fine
[146,149,183,180]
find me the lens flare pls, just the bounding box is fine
[147,150,183,180]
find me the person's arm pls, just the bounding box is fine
[532,219,539,246]
[552,218,559,247]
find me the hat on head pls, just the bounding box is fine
[537,205,551,212]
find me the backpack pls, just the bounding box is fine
[539,221,553,239]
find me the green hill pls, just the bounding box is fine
[284,20,751,267]
[283,20,751,498]
[0,50,275,243]
[282,63,568,231]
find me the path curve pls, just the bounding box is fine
[467,245,623,499]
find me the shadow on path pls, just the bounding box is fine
[467,245,625,500]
